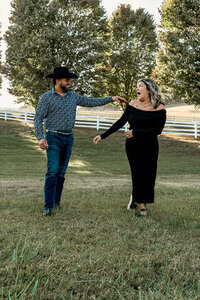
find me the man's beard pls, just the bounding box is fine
[60,84,69,93]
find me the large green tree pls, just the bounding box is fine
[4,0,110,108]
[0,24,2,92]
[155,0,200,104]
[94,4,158,108]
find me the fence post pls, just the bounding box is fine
[5,108,7,121]
[194,121,198,139]
[97,116,100,131]
[24,111,27,123]
[125,122,128,131]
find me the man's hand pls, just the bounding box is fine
[124,130,133,138]
[112,96,127,103]
[39,138,48,149]
[93,135,101,144]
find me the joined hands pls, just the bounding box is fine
[112,96,127,103]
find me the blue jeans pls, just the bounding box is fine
[44,132,74,210]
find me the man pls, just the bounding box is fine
[34,66,126,216]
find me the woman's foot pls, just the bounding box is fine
[137,204,147,217]
[139,208,147,217]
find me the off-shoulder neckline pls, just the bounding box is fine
[127,104,166,113]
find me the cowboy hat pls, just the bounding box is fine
[45,67,78,79]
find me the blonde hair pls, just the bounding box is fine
[137,78,163,109]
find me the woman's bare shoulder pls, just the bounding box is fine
[129,100,138,107]
[156,103,165,111]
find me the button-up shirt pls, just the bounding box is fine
[34,88,112,140]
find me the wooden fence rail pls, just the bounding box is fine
[0,108,200,138]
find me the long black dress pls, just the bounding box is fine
[100,105,166,204]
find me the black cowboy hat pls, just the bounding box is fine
[45,67,78,79]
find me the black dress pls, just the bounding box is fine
[100,105,166,204]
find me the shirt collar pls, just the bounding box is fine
[51,87,69,97]
[52,87,57,94]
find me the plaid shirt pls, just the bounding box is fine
[34,88,112,140]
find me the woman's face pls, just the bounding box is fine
[136,81,150,102]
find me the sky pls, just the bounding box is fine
[0,0,163,108]
[101,0,162,23]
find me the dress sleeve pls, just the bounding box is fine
[34,95,49,140]
[132,110,166,137]
[77,94,112,107]
[100,108,129,139]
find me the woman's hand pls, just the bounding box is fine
[124,130,133,138]
[93,135,101,144]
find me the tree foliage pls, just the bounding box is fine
[94,4,158,108]
[0,24,2,92]
[4,0,109,108]
[155,0,200,104]
[4,1,159,109]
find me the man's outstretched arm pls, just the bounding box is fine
[77,94,127,107]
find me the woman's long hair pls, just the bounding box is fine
[137,78,163,109]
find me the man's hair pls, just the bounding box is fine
[53,78,57,85]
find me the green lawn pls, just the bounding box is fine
[0,120,200,300]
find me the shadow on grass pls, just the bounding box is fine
[0,120,129,179]
[1,120,200,179]
[0,120,46,178]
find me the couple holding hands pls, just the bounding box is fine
[34,67,166,217]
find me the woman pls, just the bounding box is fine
[93,78,166,217]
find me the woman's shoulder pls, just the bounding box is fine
[129,100,137,107]
[156,103,165,111]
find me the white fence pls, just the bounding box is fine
[1,108,200,139]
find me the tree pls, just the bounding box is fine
[94,4,158,108]
[154,0,200,105]
[0,24,2,92]
[4,0,110,108]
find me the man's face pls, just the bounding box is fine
[58,78,71,92]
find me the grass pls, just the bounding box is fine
[0,120,200,300]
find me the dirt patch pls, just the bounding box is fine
[0,177,130,196]
[157,179,200,188]
[1,174,199,196]
[165,104,200,120]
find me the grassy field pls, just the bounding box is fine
[0,120,200,300]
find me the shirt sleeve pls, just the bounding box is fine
[100,108,129,139]
[77,95,112,107]
[34,95,49,140]
[132,110,166,137]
